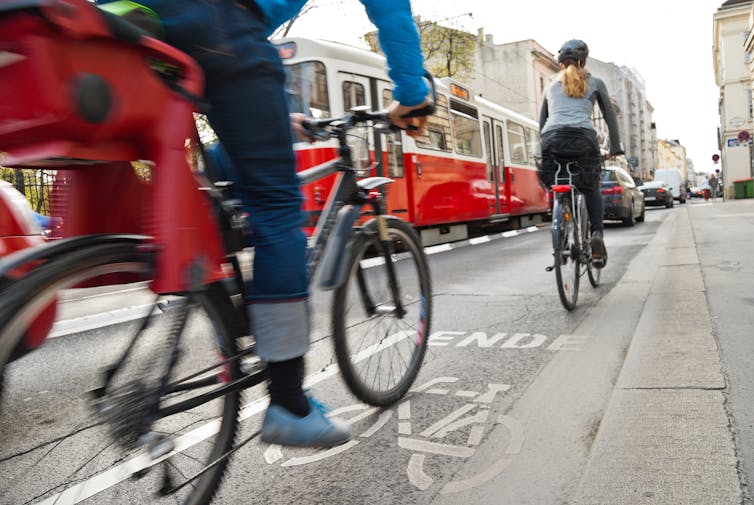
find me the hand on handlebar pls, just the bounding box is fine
[387,99,431,138]
[290,113,317,143]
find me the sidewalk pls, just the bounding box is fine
[50,282,156,338]
[573,201,742,504]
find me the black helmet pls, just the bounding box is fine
[557,39,589,65]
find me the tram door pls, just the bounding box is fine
[482,118,510,218]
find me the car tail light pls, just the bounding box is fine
[656,188,665,193]
[601,185,623,195]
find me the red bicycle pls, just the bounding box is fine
[0,1,432,503]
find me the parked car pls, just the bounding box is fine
[639,181,674,208]
[688,186,703,199]
[600,166,645,226]
[653,168,686,203]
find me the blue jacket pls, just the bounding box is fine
[98,0,427,106]
[259,0,428,106]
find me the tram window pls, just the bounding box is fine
[452,112,483,157]
[525,128,541,166]
[343,81,366,111]
[507,122,527,164]
[415,94,452,152]
[284,61,330,118]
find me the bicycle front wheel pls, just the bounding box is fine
[553,196,580,310]
[0,240,242,505]
[332,217,431,407]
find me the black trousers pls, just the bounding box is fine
[539,127,603,233]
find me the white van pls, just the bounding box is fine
[653,168,686,203]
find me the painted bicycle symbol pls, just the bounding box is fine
[263,376,524,494]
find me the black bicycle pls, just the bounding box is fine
[546,160,600,310]
[0,109,432,504]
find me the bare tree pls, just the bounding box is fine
[365,13,476,80]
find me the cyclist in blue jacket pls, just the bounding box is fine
[97,0,430,448]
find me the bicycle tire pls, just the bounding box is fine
[553,196,579,310]
[0,240,241,505]
[332,217,431,407]
[578,195,600,287]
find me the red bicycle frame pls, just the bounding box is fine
[0,0,227,295]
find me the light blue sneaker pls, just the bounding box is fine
[261,396,352,447]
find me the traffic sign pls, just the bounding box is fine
[738,130,751,143]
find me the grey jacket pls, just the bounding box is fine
[539,74,622,155]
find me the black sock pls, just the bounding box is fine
[267,357,310,417]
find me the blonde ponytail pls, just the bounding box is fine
[559,64,588,98]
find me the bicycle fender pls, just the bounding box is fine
[551,199,563,251]
[357,177,393,190]
[317,204,362,291]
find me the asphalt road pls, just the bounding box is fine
[1,200,748,505]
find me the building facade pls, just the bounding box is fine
[470,32,560,121]
[587,60,658,181]
[716,0,754,198]
[657,139,689,182]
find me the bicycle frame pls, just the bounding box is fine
[550,161,585,253]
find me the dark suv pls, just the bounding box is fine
[600,167,645,226]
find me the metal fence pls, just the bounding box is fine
[0,167,55,215]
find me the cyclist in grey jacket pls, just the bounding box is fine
[539,39,623,269]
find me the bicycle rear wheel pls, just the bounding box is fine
[332,217,431,407]
[0,240,242,505]
[553,196,580,310]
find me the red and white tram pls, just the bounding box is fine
[276,38,550,245]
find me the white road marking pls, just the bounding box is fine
[398,437,476,458]
[431,409,489,440]
[439,457,514,494]
[469,236,490,245]
[281,440,361,467]
[420,404,476,438]
[455,390,479,398]
[264,445,283,464]
[425,244,453,255]
[410,377,459,393]
[474,384,510,404]
[425,388,450,395]
[360,410,393,438]
[467,425,485,446]
[407,454,434,491]
[398,401,412,435]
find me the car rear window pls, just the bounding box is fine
[601,170,618,182]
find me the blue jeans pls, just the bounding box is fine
[136,0,309,361]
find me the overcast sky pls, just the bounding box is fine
[286,0,727,173]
